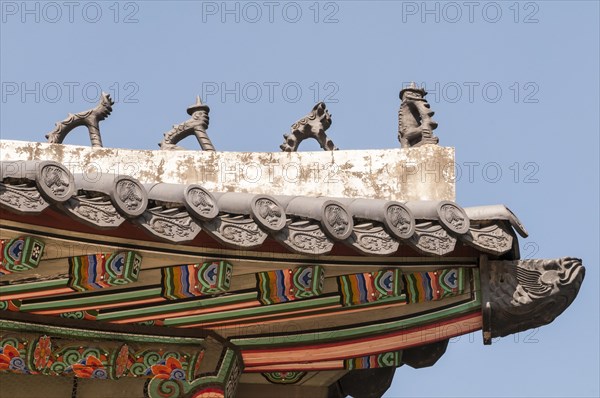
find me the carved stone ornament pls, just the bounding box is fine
[0,183,48,214]
[408,222,457,256]
[348,222,399,255]
[159,96,216,151]
[250,196,286,232]
[113,177,147,218]
[436,201,470,235]
[280,102,337,151]
[322,202,353,240]
[0,160,74,214]
[36,161,75,203]
[383,203,415,239]
[461,223,513,256]
[398,82,439,147]
[203,214,267,249]
[64,195,125,229]
[183,185,219,221]
[46,92,114,147]
[274,220,334,255]
[137,206,201,243]
[484,257,585,339]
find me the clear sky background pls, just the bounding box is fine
[1,1,598,397]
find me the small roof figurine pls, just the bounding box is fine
[187,95,210,115]
[400,82,427,99]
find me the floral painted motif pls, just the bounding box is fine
[115,344,130,378]
[33,336,52,370]
[147,357,186,380]
[69,355,108,379]
[0,344,28,373]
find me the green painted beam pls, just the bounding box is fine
[232,297,481,348]
[0,279,69,294]
[97,292,258,321]
[0,318,206,345]
[19,288,162,311]
[164,296,341,326]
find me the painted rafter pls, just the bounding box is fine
[5,264,473,331]
[241,312,482,367]
[1,235,477,347]
[1,290,481,375]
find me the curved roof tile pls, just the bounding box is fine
[0,160,524,258]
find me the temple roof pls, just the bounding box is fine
[0,92,585,398]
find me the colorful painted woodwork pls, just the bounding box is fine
[1,261,475,376]
[338,269,404,306]
[0,236,45,274]
[234,292,481,350]
[145,348,242,398]
[257,265,324,305]
[161,261,233,299]
[0,334,205,382]
[0,265,480,397]
[262,371,307,384]
[338,268,466,306]
[0,335,204,381]
[0,334,34,374]
[0,300,21,311]
[128,345,205,383]
[59,310,98,321]
[404,268,465,303]
[240,312,482,369]
[0,319,243,398]
[68,251,142,292]
[344,351,402,370]
[41,339,128,379]
[0,240,5,276]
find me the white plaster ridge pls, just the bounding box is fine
[0,140,455,201]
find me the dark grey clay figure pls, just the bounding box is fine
[280,102,337,152]
[159,96,216,151]
[46,92,114,147]
[398,82,439,147]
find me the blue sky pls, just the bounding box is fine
[1,1,599,397]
